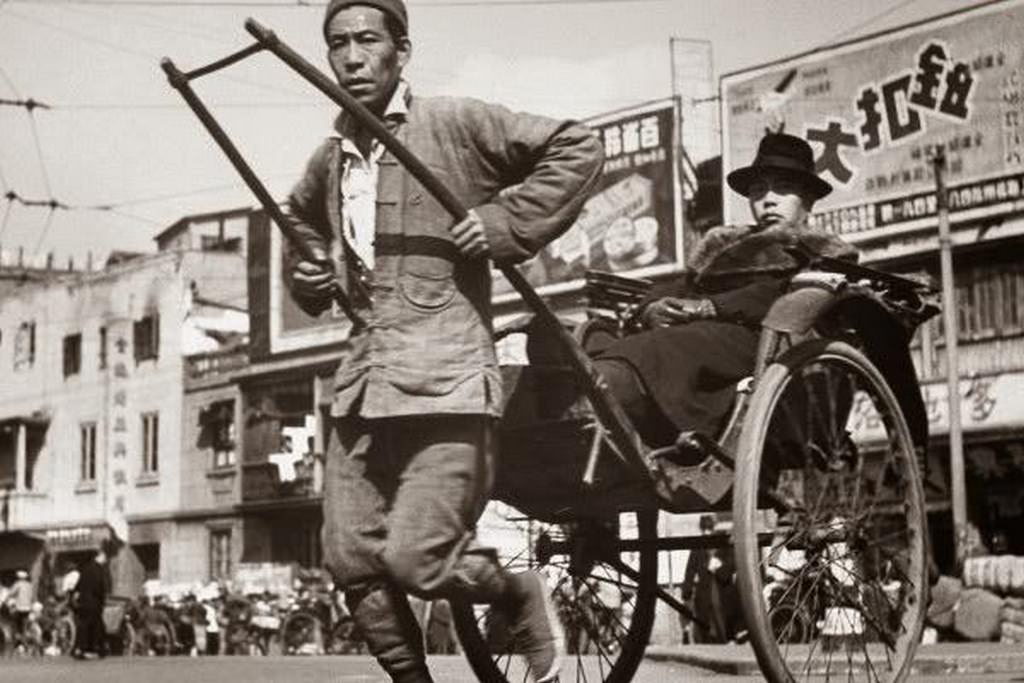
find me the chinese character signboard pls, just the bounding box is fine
[106,326,130,542]
[492,98,684,302]
[721,0,1024,242]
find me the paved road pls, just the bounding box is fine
[2,655,1024,682]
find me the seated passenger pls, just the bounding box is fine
[594,132,857,448]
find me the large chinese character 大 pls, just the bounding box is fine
[806,120,859,184]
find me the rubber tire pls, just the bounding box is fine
[733,339,927,683]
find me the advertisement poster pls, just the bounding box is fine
[492,98,684,302]
[267,224,351,356]
[721,0,1024,243]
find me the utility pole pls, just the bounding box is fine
[933,147,966,566]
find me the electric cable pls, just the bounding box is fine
[31,205,56,256]
[26,112,53,196]
[0,199,14,239]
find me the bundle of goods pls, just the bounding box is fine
[1000,598,1024,644]
[961,556,1024,643]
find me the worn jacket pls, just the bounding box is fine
[286,94,604,418]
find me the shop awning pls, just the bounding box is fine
[0,531,46,572]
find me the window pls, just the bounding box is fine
[932,262,1024,344]
[133,543,160,581]
[63,333,82,377]
[80,422,97,482]
[99,326,108,370]
[209,401,236,469]
[200,235,242,253]
[133,314,160,362]
[14,321,35,370]
[141,412,159,475]
[209,529,232,581]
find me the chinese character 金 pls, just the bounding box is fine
[910,42,946,110]
[856,86,884,151]
[807,120,859,184]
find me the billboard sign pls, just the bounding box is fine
[267,225,351,355]
[492,98,684,302]
[721,0,1024,243]
[254,99,684,354]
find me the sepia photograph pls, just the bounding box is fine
[2,0,1024,681]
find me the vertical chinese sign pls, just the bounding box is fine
[721,0,1024,243]
[492,98,684,302]
[107,328,130,541]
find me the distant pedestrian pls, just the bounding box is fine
[204,597,222,655]
[72,549,110,659]
[8,569,35,641]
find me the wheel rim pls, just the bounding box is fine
[735,341,927,683]
[452,506,657,683]
[284,613,319,653]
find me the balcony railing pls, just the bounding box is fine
[1,489,50,530]
[241,461,321,503]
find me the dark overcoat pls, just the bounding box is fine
[597,224,856,437]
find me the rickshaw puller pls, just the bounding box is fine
[284,1,605,681]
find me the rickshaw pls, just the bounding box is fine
[163,22,937,682]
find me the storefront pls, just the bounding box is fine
[0,530,45,587]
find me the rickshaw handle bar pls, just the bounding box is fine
[184,42,265,81]
[160,56,365,327]
[243,18,651,477]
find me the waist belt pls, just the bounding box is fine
[375,234,459,262]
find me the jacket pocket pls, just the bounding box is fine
[398,252,457,311]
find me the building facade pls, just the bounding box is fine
[0,245,248,595]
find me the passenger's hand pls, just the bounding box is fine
[643,297,716,328]
[291,249,335,302]
[451,209,490,259]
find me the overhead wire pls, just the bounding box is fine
[31,204,56,255]
[0,200,14,239]
[1,7,311,99]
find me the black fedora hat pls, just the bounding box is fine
[727,133,832,200]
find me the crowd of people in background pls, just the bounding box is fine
[0,549,458,661]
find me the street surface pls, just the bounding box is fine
[2,655,1024,683]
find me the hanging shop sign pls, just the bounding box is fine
[721,0,1024,243]
[45,525,111,552]
[492,98,684,302]
[850,370,1024,442]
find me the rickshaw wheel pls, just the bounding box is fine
[734,340,927,683]
[452,509,657,683]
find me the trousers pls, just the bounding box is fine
[322,415,512,681]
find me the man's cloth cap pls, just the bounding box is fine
[727,132,832,200]
[324,0,408,38]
